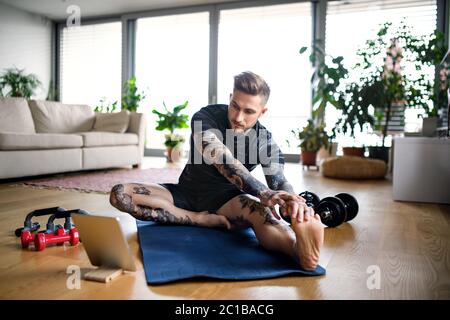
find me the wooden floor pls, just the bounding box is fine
[0,157,449,300]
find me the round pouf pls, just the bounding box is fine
[320,156,387,179]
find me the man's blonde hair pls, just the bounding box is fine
[233,71,270,106]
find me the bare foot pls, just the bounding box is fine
[291,214,324,271]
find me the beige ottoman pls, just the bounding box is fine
[320,156,387,179]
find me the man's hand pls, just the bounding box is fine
[258,190,306,220]
[280,199,315,223]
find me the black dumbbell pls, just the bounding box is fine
[336,193,359,222]
[282,192,359,228]
[299,191,320,208]
[315,193,359,227]
[282,191,320,223]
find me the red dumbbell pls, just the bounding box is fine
[21,230,36,249]
[34,227,80,251]
[16,207,64,249]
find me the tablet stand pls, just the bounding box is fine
[84,266,124,283]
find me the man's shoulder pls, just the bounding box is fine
[191,104,228,132]
[194,104,228,117]
[254,121,272,138]
[192,104,228,126]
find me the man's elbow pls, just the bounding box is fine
[193,132,228,165]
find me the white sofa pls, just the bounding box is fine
[0,97,146,179]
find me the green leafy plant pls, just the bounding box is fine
[300,40,348,122]
[152,101,190,148]
[121,76,146,112]
[409,30,449,117]
[164,133,185,148]
[288,119,329,152]
[94,97,118,113]
[333,81,375,139]
[0,67,41,99]
[293,40,344,153]
[351,21,428,146]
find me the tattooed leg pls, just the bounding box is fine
[217,194,323,271]
[109,183,231,229]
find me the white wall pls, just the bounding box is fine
[0,2,52,99]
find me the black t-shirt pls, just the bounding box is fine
[178,104,285,194]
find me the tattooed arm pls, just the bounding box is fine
[193,131,304,217]
[263,163,310,220]
[263,163,295,194]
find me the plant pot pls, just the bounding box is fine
[422,117,438,137]
[342,147,365,157]
[316,143,337,166]
[367,146,390,163]
[329,142,338,157]
[165,145,183,163]
[300,150,317,166]
[316,146,330,166]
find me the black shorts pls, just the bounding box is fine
[159,183,244,213]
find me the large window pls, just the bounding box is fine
[325,0,438,147]
[60,22,122,107]
[57,0,442,155]
[135,12,210,149]
[217,3,313,154]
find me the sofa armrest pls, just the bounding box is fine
[126,112,146,162]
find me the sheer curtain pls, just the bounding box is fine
[217,2,313,154]
[135,12,210,149]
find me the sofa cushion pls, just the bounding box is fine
[93,110,130,133]
[0,97,36,133]
[0,132,83,150]
[0,149,82,179]
[78,132,138,147]
[321,156,387,179]
[28,100,95,133]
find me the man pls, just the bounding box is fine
[110,71,324,271]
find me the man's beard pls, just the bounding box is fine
[232,127,245,134]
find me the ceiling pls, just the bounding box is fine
[0,0,242,21]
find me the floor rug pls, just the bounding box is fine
[18,167,183,194]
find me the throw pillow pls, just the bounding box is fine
[93,110,130,133]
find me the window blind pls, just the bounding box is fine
[60,22,122,108]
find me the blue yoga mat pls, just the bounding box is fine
[137,221,326,284]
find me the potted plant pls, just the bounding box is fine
[288,119,329,167]
[152,101,190,162]
[94,97,118,113]
[0,67,41,98]
[333,82,375,157]
[410,30,449,136]
[121,76,146,112]
[350,21,424,162]
[300,40,348,158]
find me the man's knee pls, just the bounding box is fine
[110,184,134,213]
[239,194,269,214]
